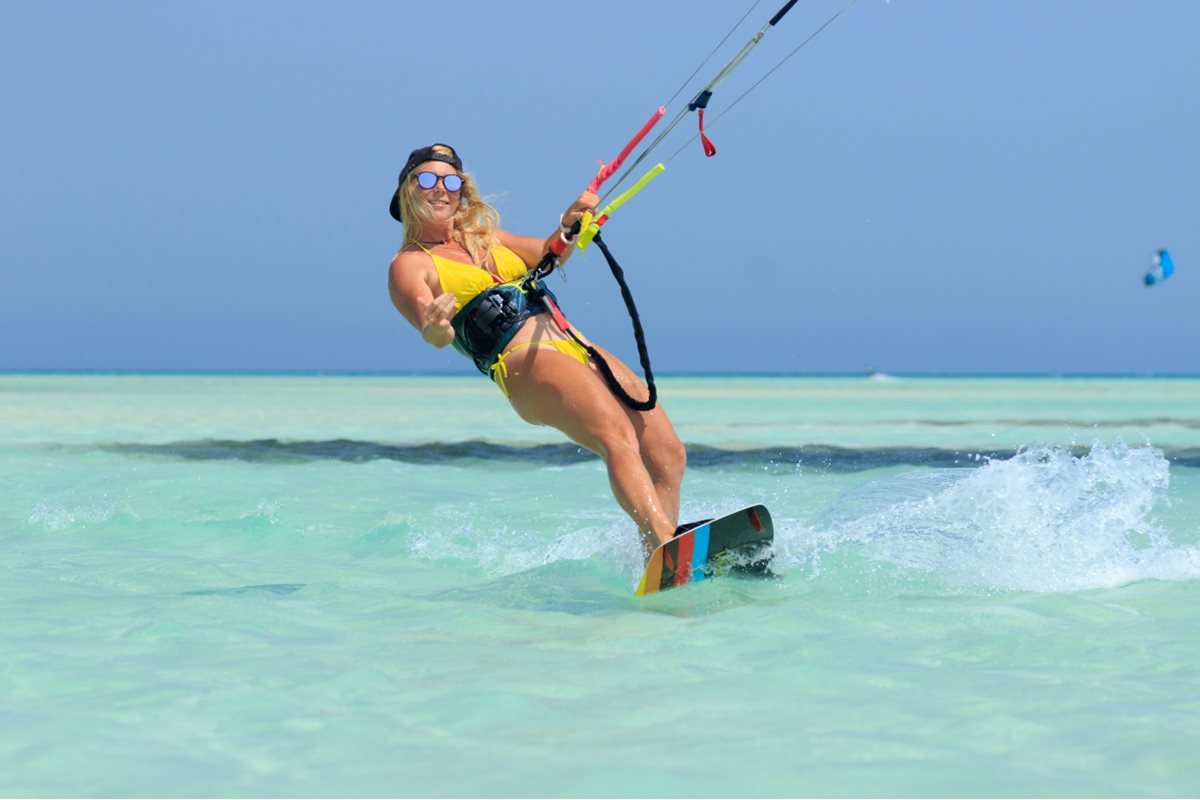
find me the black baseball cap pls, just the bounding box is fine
[389,143,463,223]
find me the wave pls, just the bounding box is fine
[392,441,1200,595]
[85,439,1200,471]
[785,442,1200,592]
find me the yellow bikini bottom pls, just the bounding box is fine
[491,337,591,398]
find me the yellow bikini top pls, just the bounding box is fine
[415,241,530,313]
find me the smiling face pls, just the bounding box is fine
[411,160,463,225]
[396,145,500,258]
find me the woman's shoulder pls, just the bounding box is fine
[389,246,436,289]
[391,245,431,270]
[493,228,521,251]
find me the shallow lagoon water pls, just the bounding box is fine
[2,374,1198,797]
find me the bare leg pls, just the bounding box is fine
[584,342,687,527]
[502,347,677,554]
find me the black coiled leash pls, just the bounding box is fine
[525,231,657,412]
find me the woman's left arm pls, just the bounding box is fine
[498,190,598,268]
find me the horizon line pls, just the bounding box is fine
[3,368,1200,380]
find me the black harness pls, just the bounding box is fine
[448,232,657,412]
[450,280,554,376]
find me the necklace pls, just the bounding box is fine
[417,238,449,246]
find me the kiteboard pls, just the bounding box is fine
[636,504,774,596]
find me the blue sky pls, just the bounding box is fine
[2,0,1196,374]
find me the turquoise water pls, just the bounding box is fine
[2,374,1199,797]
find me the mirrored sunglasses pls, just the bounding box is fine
[413,171,464,192]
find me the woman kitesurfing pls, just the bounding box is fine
[386,145,687,557]
[385,0,855,570]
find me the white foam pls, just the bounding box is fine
[790,441,1199,592]
[28,498,119,532]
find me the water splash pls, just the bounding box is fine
[788,442,1199,592]
[28,498,120,531]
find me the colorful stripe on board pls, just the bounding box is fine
[688,523,712,585]
[674,532,695,586]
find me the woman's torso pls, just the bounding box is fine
[420,241,529,312]
[416,240,582,353]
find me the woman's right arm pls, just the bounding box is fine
[388,251,456,348]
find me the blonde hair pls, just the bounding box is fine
[398,145,500,266]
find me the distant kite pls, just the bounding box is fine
[1144,249,1174,286]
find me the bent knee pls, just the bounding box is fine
[665,435,688,475]
[646,433,687,480]
[593,426,643,463]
